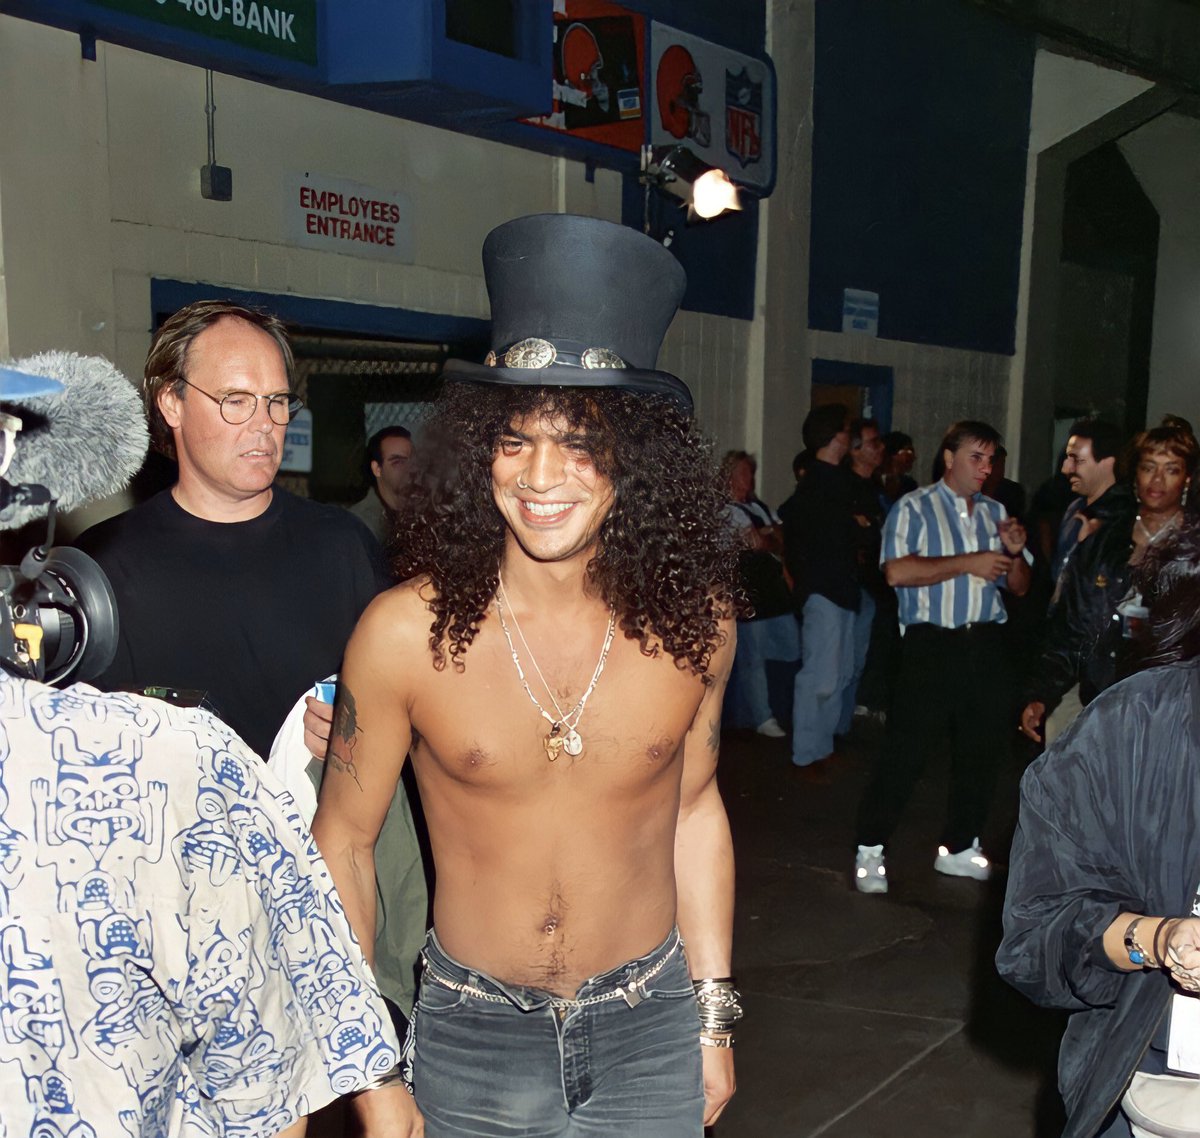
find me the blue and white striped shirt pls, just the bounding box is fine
[881,479,1029,630]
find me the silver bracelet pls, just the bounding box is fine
[350,1063,405,1096]
[693,977,744,1035]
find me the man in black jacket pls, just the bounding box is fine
[778,404,861,782]
[1019,424,1134,745]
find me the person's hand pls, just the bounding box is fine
[701,1045,735,1126]
[1077,516,1102,544]
[743,526,768,551]
[1019,701,1045,744]
[998,517,1027,556]
[966,551,1014,582]
[303,695,334,761]
[1162,917,1200,993]
[354,1084,425,1136]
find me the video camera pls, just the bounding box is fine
[0,356,148,683]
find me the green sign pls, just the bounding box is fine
[93,0,318,66]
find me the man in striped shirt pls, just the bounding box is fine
[853,420,1031,894]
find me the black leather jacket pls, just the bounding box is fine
[1026,483,1136,711]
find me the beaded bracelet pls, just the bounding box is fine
[1154,917,1178,975]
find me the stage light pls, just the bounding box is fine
[640,145,742,221]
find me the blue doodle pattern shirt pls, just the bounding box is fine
[0,673,399,1137]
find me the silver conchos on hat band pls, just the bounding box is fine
[581,347,627,370]
[503,338,557,369]
[484,350,498,367]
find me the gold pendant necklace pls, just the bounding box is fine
[494,576,616,761]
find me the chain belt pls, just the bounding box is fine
[421,945,674,1011]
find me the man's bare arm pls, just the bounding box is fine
[310,588,416,968]
[675,620,737,1126]
[1005,552,1031,596]
[885,550,1012,588]
[310,588,427,1135]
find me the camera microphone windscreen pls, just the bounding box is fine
[0,351,148,529]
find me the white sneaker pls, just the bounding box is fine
[934,838,990,881]
[855,844,888,894]
[756,717,786,738]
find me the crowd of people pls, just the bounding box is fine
[0,203,1196,1137]
[724,406,1199,904]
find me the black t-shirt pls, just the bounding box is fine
[76,488,390,758]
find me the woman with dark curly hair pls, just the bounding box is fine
[311,214,742,1138]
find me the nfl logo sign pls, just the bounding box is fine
[725,67,762,168]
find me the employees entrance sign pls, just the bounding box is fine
[92,0,317,64]
[288,173,414,263]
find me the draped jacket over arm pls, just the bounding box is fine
[998,659,1200,1138]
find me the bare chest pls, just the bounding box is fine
[410,631,704,789]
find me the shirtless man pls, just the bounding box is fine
[311,214,740,1137]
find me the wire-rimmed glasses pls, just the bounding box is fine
[179,378,302,426]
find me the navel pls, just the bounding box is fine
[539,884,568,937]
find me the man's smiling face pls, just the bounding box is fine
[491,407,615,565]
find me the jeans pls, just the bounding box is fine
[411,928,704,1137]
[791,594,857,766]
[732,613,801,727]
[836,592,876,736]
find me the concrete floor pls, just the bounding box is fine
[714,717,1070,1138]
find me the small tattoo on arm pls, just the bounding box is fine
[708,718,721,752]
[328,687,364,792]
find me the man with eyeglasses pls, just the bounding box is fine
[76,299,391,761]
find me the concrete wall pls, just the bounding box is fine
[1120,113,1200,426]
[1009,49,1155,479]
[0,15,758,527]
[808,331,1010,486]
[755,0,814,507]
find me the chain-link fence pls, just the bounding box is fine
[283,333,449,501]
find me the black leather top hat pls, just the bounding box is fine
[443,214,692,415]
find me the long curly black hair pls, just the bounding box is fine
[393,381,741,680]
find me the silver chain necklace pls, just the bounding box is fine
[1135,509,1181,545]
[495,575,616,761]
